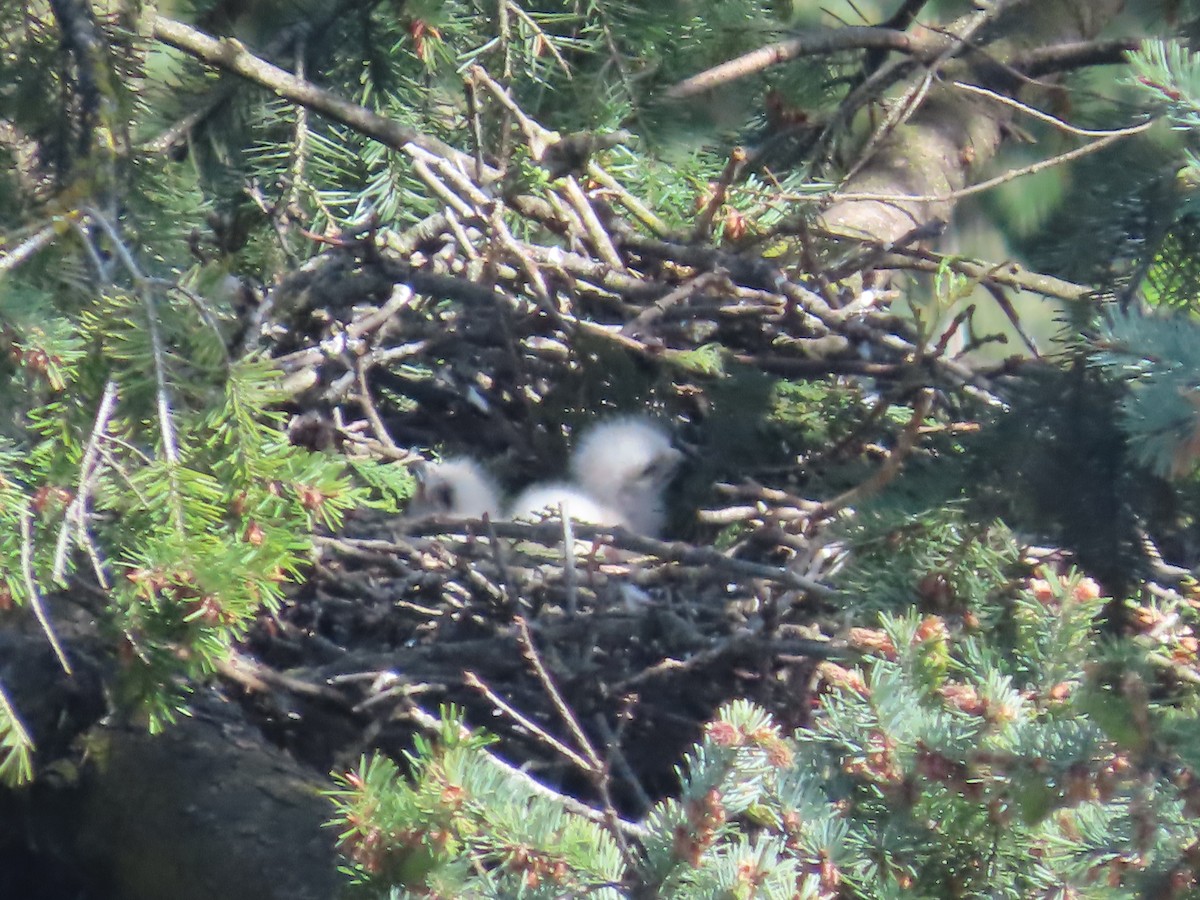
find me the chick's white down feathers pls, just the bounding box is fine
[407,457,502,520]
[407,417,681,536]
[569,416,682,537]
[507,482,627,528]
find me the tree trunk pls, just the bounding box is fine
[820,0,1128,244]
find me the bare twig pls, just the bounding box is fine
[482,515,521,613]
[505,1,572,76]
[586,164,672,238]
[141,284,183,533]
[19,504,72,675]
[513,617,639,867]
[470,64,553,154]
[613,631,845,694]
[692,148,746,242]
[980,280,1040,357]
[820,121,1153,205]
[218,650,349,704]
[403,702,650,839]
[463,670,593,771]
[52,379,118,586]
[560,506,580,616]
[514,615,603,771]
[951,80,1146,138]
[374,518,833,598]
[487,207,554,305]
[161,280,233,366]
[817,388,935,519]
[1010,37,1139,79]
[353,357,403,454]
[593,706,653,814]
[840,65,936,187]
[911,254,1086,301]
[665,25,951,99]
[411,159,476,219]
[561,177,623,269]
[83,208,186,533]
[347,284,417,339]
[0,223,64,277]
[463,78,487,181]
[623,270,733,337]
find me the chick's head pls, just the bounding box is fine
[408,457,502,519]
[569,416,682,535]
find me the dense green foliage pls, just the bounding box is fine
[331,569,1200,897]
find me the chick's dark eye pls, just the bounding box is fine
[640,456,674,479]
[434,484,455,510]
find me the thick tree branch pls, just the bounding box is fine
[665,25,952,99]
[1010,38,1139,78]
[150,15,497,180]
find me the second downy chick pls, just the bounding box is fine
[407,457,503,520]
[569,416,682,537]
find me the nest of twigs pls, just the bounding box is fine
[221,102,996,814]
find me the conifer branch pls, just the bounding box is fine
[150,15,495,180]
[504,0,573,77]
[85,206,185,530]
[0,681,34,786]
[77,204,183,500]
[1012,37,1140,78]
[665,26,952,99]
[7,4,1199,893]
[403,701,651,839]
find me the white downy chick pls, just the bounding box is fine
[569,416,682,537]
[507,482,627,528]
[407,457,503,520]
